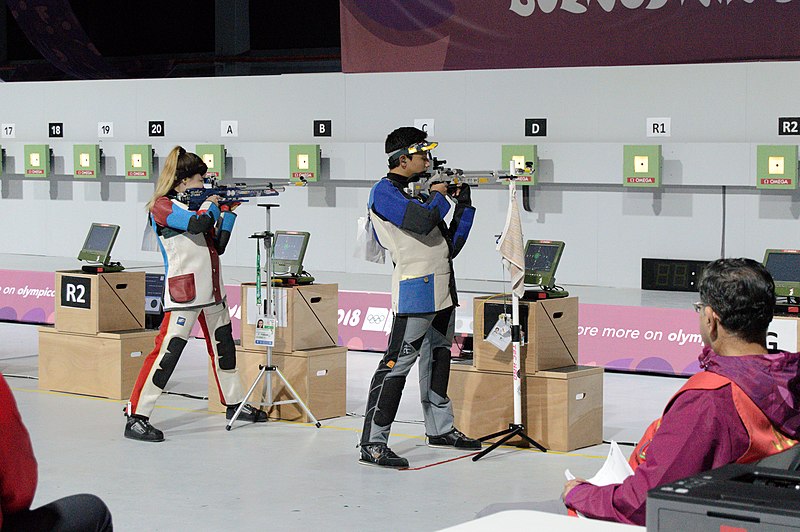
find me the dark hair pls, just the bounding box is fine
[174,147,207,181]
[148,145,207,211]
[385,127,427,169]
[698,258,775,343]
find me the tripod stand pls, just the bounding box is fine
[226,203,321,430]
[473,178,545,461]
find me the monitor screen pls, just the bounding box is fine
[77,223,120,264]
[763,249,800,297]
[272,231,310,276]
[274,233,307,261]
[524,240,565,288]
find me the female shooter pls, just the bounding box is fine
[125,146,266,442]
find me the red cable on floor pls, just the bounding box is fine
[400,451,482,471]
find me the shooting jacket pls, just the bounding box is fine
[150,194,236,310]
[369,173,474,315]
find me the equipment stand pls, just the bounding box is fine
[473,179,546,461]
[226,203,321,430]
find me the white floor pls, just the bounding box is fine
[0,322,684,531]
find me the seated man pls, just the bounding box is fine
[563,258,800,525]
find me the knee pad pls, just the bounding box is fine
[373,376,407,427]
[429,347,452,398]
[152,337,187,389]
[215,323,236,370]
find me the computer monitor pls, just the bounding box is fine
[524,240,565,288]
[763,249,800,297]
[77,223,120,265]
[272,231,310,277]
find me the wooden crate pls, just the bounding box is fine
[55,270,145,335]
[38,327,155,400]
[208,345,346,422]
[240,283,338,353]
[473,296,579,373]
[448,363,603,452]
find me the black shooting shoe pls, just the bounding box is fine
[124,415,165,443]
[226,403,268,422]
[358,443,409,469]
[427,428,482,450]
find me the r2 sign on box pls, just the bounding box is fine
[60,276,91,309]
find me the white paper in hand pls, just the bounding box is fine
[587,441,635,486]
[565,441,634,487]
[565,441,634,519]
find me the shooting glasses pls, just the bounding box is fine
[387,140,438,166]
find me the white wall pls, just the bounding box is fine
[2,62,799,288]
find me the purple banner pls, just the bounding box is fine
[341,1,800,72]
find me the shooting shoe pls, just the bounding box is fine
[124,415,164,443]
[226,403,268,423]
[359,443,409,469]
[427,428,481,450]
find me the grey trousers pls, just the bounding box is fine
[361,307,456,445]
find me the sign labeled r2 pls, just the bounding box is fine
[60,276,91,309]
[779,117,800,136]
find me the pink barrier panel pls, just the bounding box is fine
[337,294,704,376]
[337,291,394,352]
[0,270,702,375]
[0,270,56,324]
[0,270,243,340]
[579,304,701,376]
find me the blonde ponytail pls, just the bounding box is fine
[146,146,184,212]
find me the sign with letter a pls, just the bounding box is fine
[61,276,91,309]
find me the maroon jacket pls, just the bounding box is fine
[565,347,800,525]
[0,374,38,528]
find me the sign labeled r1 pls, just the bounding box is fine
[647,118,671,137]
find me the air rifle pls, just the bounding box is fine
[410,157,492,198]
[178,177,306,211]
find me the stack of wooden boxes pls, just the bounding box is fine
[208,283,345,422]
[448,295,603,452]
[38,270,155,400]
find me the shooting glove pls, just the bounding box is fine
[455,183,472,206]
